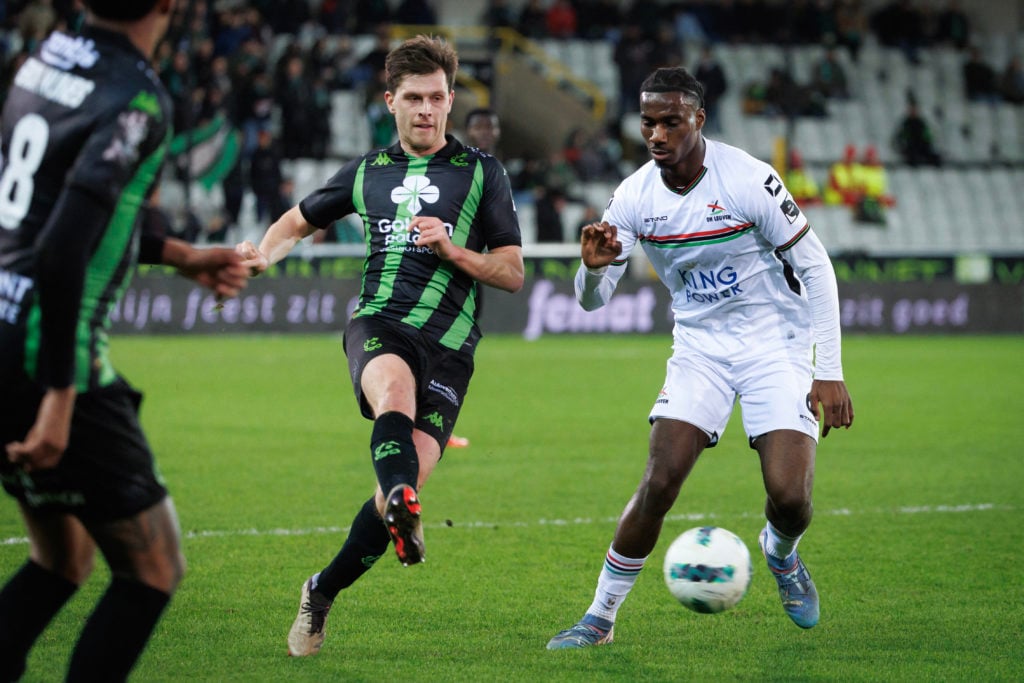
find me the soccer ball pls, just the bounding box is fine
[663,526,752,614]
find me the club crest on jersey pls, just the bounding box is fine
[705,200,733,223]
[102,111,150,166]
[391,176,439,214]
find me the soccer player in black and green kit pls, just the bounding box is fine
[236,35,524,657]
[0,1,248,679]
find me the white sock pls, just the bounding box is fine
[586,545,647,622]
[763,522,801,563]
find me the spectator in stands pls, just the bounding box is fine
[615,23,658,113]
[534,186,568,243]
[545,0,577,39]
[161,49,193,132]
[353,0,393,33]
[823,144,861,206]
[575,204,601,240]
[1000,55,1024,105]
[395,0,437,26]
[366,73,397,148]
[892,101,942,167]
[249,129,289,224]
[853,145,894,225]
[963,46,999,104]
[237,64,275,157]
[516,0,547,39]
[277,54,315,159]
[577,0,622,41]
[464,108,502,156]
[834,0,867,63]
[15,0,57,51]
[563,125,622,182]
[694,44,728,133]
[935,0,970,50]
[872,0,926,65]
[308,74,333,160]
[786,149,822,205]
[481,0,516,30]
[763,66,827,118]
[353,23,393,89]
[319,0,351,34]
[811,46,850,100]
[624,0,663,39]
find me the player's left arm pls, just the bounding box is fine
[781,230,854,436]
[756,169,853,436]
[414,216,524,293]
[414,157,525,293]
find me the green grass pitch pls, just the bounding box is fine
[2,334,1022,682]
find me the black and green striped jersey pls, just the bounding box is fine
[300,135,521,355]
[0,27,171,391]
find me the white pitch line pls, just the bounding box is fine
[0,502,1013,547]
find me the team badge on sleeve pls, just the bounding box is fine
[779,194,802,224]
[102,110,151,167]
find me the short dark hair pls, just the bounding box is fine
[464,107,498,127]
[84,0,160,21]
[385,35,459,93]
[640,67,705,109]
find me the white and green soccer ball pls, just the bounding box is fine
[663,526,753,614]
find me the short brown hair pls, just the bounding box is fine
[385,35,459,93]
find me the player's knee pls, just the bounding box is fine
[33,549,95,585]
[638,473,682,517]
[769,490,813,525]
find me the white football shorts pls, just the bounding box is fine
[649,341,820,447]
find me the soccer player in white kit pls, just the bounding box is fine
[547,67,854,649]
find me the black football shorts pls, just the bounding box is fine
[343,315,474,451]
[0,375,168,523]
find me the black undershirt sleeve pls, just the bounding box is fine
[137,204,168,265]
[33,186,112,389]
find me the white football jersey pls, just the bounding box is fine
[578,138,842,371]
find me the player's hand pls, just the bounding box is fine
[809,380,854,438]
[580,221,622,269]
[179,247,249,299]
[6,387,76,472]
[411,217,456,260]
[235,240,270,276]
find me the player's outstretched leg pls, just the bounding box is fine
[287,576,333,656]
[759,528,819,628]
[546,614,615,650]
[384,484,424,566]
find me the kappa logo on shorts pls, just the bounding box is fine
[423,411,445,429]
[363,337,383,352]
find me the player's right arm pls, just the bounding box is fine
[575,221,628,311]
[236,205,319,274]
[6,185,109,471]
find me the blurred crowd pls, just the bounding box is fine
[2,0,1021,244]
